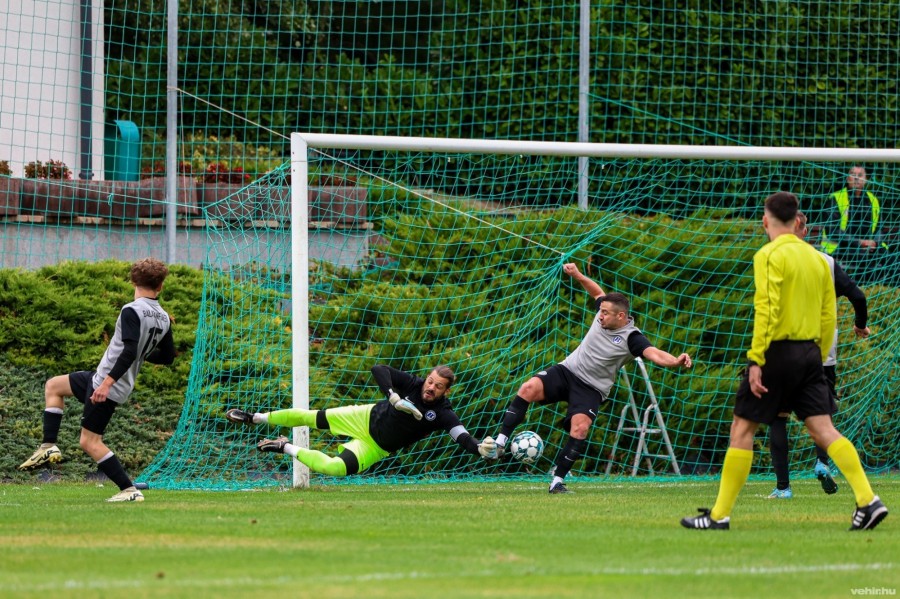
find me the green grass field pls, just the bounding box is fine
[1,477,897,598]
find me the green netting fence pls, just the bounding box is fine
[2,0,900,489]
[139,150,900,489]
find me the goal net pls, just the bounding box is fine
[141,136,900,489]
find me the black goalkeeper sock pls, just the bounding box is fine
[97,454,133,491]
[499,396,530,439]
[769,416,791,490]
[42,409,63,444]
[553,437,587,479]
[815,444,829,466]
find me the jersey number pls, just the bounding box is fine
[140,327,165,359]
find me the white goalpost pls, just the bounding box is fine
[289,133,900,488]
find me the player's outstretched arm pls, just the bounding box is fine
[641,346,692,369]
[562,262,605,299]
[477,436,498,460]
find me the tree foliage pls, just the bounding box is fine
[103,0,899,151]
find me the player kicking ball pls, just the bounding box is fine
[18,258,176,502]
[225,364,497,476]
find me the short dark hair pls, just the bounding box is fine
[764,191,799,224]
[130,258,169,290]
[431,365,455,388]
[598,292,629,315]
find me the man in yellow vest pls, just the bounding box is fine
[820,166,888,283]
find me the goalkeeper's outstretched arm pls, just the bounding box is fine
[449,425,497,459]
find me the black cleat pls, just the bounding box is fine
[850,496,888,531]
[815,462,839,495]
[681,508,730,530]
[225,408,255,425]
[257,436,289,453]
[548,482,573,494]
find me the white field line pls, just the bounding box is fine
[1,562,895,593]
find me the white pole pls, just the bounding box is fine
[576,0,590,211]
[295,133,900,163]
[290,134,311,489]
[165,0,178,263]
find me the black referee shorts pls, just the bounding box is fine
[734,341,832,425]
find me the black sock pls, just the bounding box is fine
[553,437,587,479]
[97,454,133,491]
[499,396,530,439]
[815,444,829,466]
[769,416,790,490]
[42,410,63,444]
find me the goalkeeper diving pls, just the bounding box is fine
[225,364,498,476]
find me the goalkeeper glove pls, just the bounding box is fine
[478,436,498,460]
[389,391,423,420]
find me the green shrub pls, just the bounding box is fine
[0,261,203,481]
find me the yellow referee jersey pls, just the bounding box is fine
[748,234,837,366]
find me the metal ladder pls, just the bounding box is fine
[605,357,681,476]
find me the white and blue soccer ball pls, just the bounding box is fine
[509,431,544,464]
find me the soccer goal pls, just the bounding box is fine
[141,135,900,490]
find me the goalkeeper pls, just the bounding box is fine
[225,364,498,476]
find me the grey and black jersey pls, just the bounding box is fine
[818,251,867,367]
[560,312,650,399]
[819,252,839,367]
[92,297,173,403]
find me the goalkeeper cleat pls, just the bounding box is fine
[815,462,839,495]
[106,488,144,503]
[767,487,793,499]
[680,508,730,530]
[257,436,289,454]
[18,444,62,470]
[225,408,255,425]
[849,496,888,531]
[548,482,572,494]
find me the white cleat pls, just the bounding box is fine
[18,444,62,470]
[107,487,145,503]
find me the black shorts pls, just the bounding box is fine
[536,364,605,429]
[734,341,833,425]
[69,371,118,435]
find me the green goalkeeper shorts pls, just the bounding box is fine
[325,404,390,474]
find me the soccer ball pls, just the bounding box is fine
[509,431,544,464]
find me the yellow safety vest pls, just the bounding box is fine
[820,188,881,255]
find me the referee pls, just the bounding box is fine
[681,191,888,531]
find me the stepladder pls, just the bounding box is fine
[605,357,681,476]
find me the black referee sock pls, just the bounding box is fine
[97,454,134,491]
[42,409,63,444]
[499,396,529,439]
[769,416,791,490]
[553,437,587,479]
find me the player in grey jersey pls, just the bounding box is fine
[493,263,692,493]
[18,258,176,502]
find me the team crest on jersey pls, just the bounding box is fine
[425,410,437,421]
[612,335,623,344]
